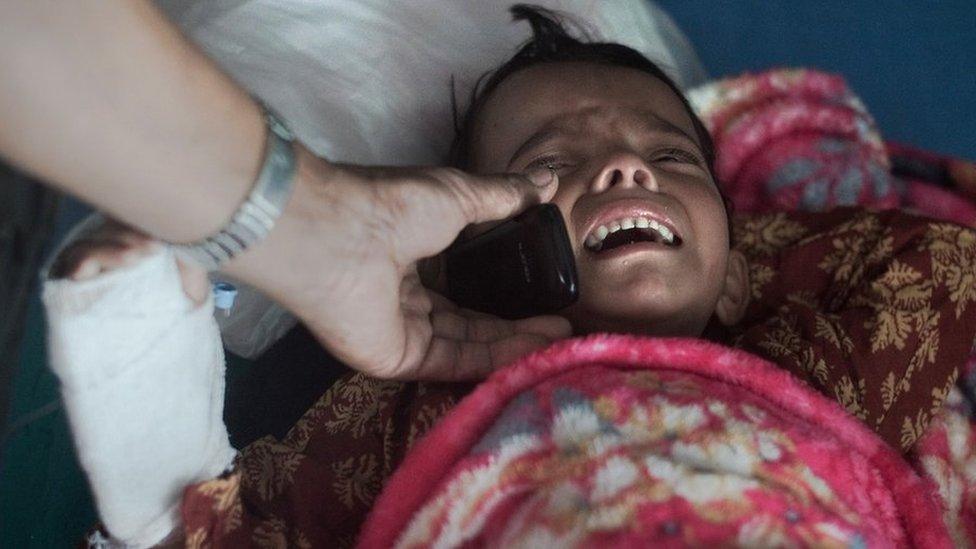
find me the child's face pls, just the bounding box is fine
[469,62,747,336]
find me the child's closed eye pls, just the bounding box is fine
[652,147,703,165]
[526,155,573,172]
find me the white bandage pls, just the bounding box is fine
[43,245,235,548]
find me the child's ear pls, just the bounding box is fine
[714,250,750,326]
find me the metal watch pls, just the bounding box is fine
[173,110,297,271]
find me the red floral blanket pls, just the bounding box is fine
[359,336,952,548]
[687,69,976,228]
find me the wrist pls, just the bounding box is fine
[163,99,265,244]
[220,145,348,321]
[173,108,297,271]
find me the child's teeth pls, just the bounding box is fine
[586,225,610,250]
[658,225,674,243]
[586,216,680,251]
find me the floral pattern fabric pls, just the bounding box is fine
[180,375,472,547]
[359,337,952,548]
[688,68,976,232]
[687,69,899,214]
[729,207,976,451]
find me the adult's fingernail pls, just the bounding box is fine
[527,167,555,187]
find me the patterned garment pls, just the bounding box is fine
[359,336,952,548]
[729,207,976,451]
[181,376,473,547]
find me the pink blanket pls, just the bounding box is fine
[360,336,951,547]
[689,68,976,227]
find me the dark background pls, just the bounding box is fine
[657,0,975,159]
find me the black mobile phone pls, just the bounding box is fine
[446,203,578,320]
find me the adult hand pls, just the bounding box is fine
[224,146,572,381]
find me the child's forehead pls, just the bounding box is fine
[503,105,700,166]
[473,63,698,168]
[520,105,695,142]
[486,62,680,113]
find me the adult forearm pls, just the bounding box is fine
[0,0,264,243]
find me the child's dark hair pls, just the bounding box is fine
[450,4,734,243]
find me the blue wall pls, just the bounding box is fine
[656,0,976,159]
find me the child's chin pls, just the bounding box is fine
[564,301,691,337]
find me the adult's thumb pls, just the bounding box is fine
[453,167,558,225]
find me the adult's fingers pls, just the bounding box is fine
[427,290,571,342]
[430,308,571,343]
[407,291,571,380]
[379,165,558,265]
[400,271,433,316]
[410,329,558,381]
[511,315,573,341]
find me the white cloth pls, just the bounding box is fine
[43,245,235,548]
[155,0,707,166]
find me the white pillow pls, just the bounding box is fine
[153,0,706,358]
[157,0,706,165]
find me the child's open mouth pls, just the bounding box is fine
[584,216,683,253]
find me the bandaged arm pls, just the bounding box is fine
[43,243,236,547]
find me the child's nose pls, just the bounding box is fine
[589,152,658,194]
